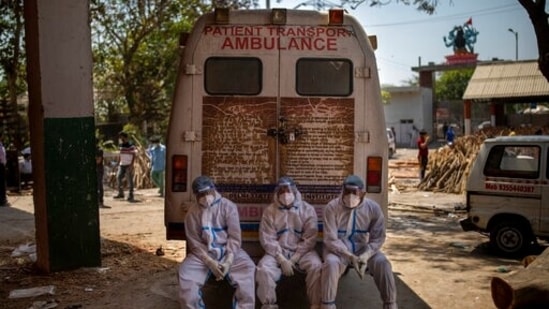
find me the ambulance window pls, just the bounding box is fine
[484,145,540,179]
[296,59,352,96]
[205,57,262,95]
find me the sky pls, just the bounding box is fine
[260,0,542,86]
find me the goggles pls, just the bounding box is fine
[343,185,362,196]
[195,187,214,198]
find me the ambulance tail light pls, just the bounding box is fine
[366,156,382,193]
[329,9,344,25]
[172,155,188,192]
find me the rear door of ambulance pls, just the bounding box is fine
[166,10,386,248]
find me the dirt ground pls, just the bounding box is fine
[1,148,545,309]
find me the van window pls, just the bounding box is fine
[205,57,262,95]
[484,145,540,179]
[296,58,352,96]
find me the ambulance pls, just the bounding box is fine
[461,136,549,256]
[164,8,388,255]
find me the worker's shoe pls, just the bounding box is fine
[127,196,136,203]
[113,194,124,199]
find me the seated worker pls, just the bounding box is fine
[177,175,256,309]
[256,176,322,309]
[321,175,398,309]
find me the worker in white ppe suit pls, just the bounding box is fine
[178,175,256,309]
[321,175,397,309]
[256,176,322,309]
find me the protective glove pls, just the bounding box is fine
[204,256,224,280]
[344,251,360,271]
[358,249,374,265]
[289,253,302,267]
[276,253,294,277]
[356,249,374,280]
[218,253,234,280]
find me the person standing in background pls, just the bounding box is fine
[18,149,32,189]
[0,131,9,207]
[146,136,166,197]
[445,126,455,145]
[96,143,109,208]
[417,130,430,181]
[114,131,137,202]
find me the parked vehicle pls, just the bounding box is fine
[387,128,396,158]
[164,8,389,255]
[460,136,549,256]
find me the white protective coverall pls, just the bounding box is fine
[256,178,322,309]
[178,190,255,309]
[321,183,397,309]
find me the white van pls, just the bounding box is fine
[460,136,549,256]
[164,8,388,255]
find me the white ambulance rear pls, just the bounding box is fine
[164,8,388,255]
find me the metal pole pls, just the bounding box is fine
[515,32,519,60]
[508,28,518,61]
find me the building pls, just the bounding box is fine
[383,86,433,147]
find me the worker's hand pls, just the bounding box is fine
[204,256,224,280]
[276,254,294,277]
[354,250,372,280]
[289,253,301,267]
[355,262,368,280]
[218,253,234,279]
[358,249,373,265]
[344,251,359,270]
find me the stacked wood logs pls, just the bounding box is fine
[417,135,484,194]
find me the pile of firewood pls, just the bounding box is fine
[417,135,484,194]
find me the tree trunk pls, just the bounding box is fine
[518,0,549,83]
[491,248,549,309]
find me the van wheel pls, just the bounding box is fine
[489,220,533,257]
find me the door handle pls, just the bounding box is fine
[267,116,304,144]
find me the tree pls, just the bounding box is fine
[90,0,210,132]
[0,0,26,148]
[518,0,549,82]
[435,69,473,101]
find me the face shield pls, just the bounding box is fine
[275,177,297,207]
[192,176,216,208]
[341,175,365,208]
[196,189,215,208]
[342,185,364,208]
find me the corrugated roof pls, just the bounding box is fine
[463,60,549,100]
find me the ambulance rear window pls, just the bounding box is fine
[296,58,352,96]
[205,57,262,95]
[484,145,540,179]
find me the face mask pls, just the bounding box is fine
[278,192,295,207]
[198,194,215,208]
[343,194,361,208]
